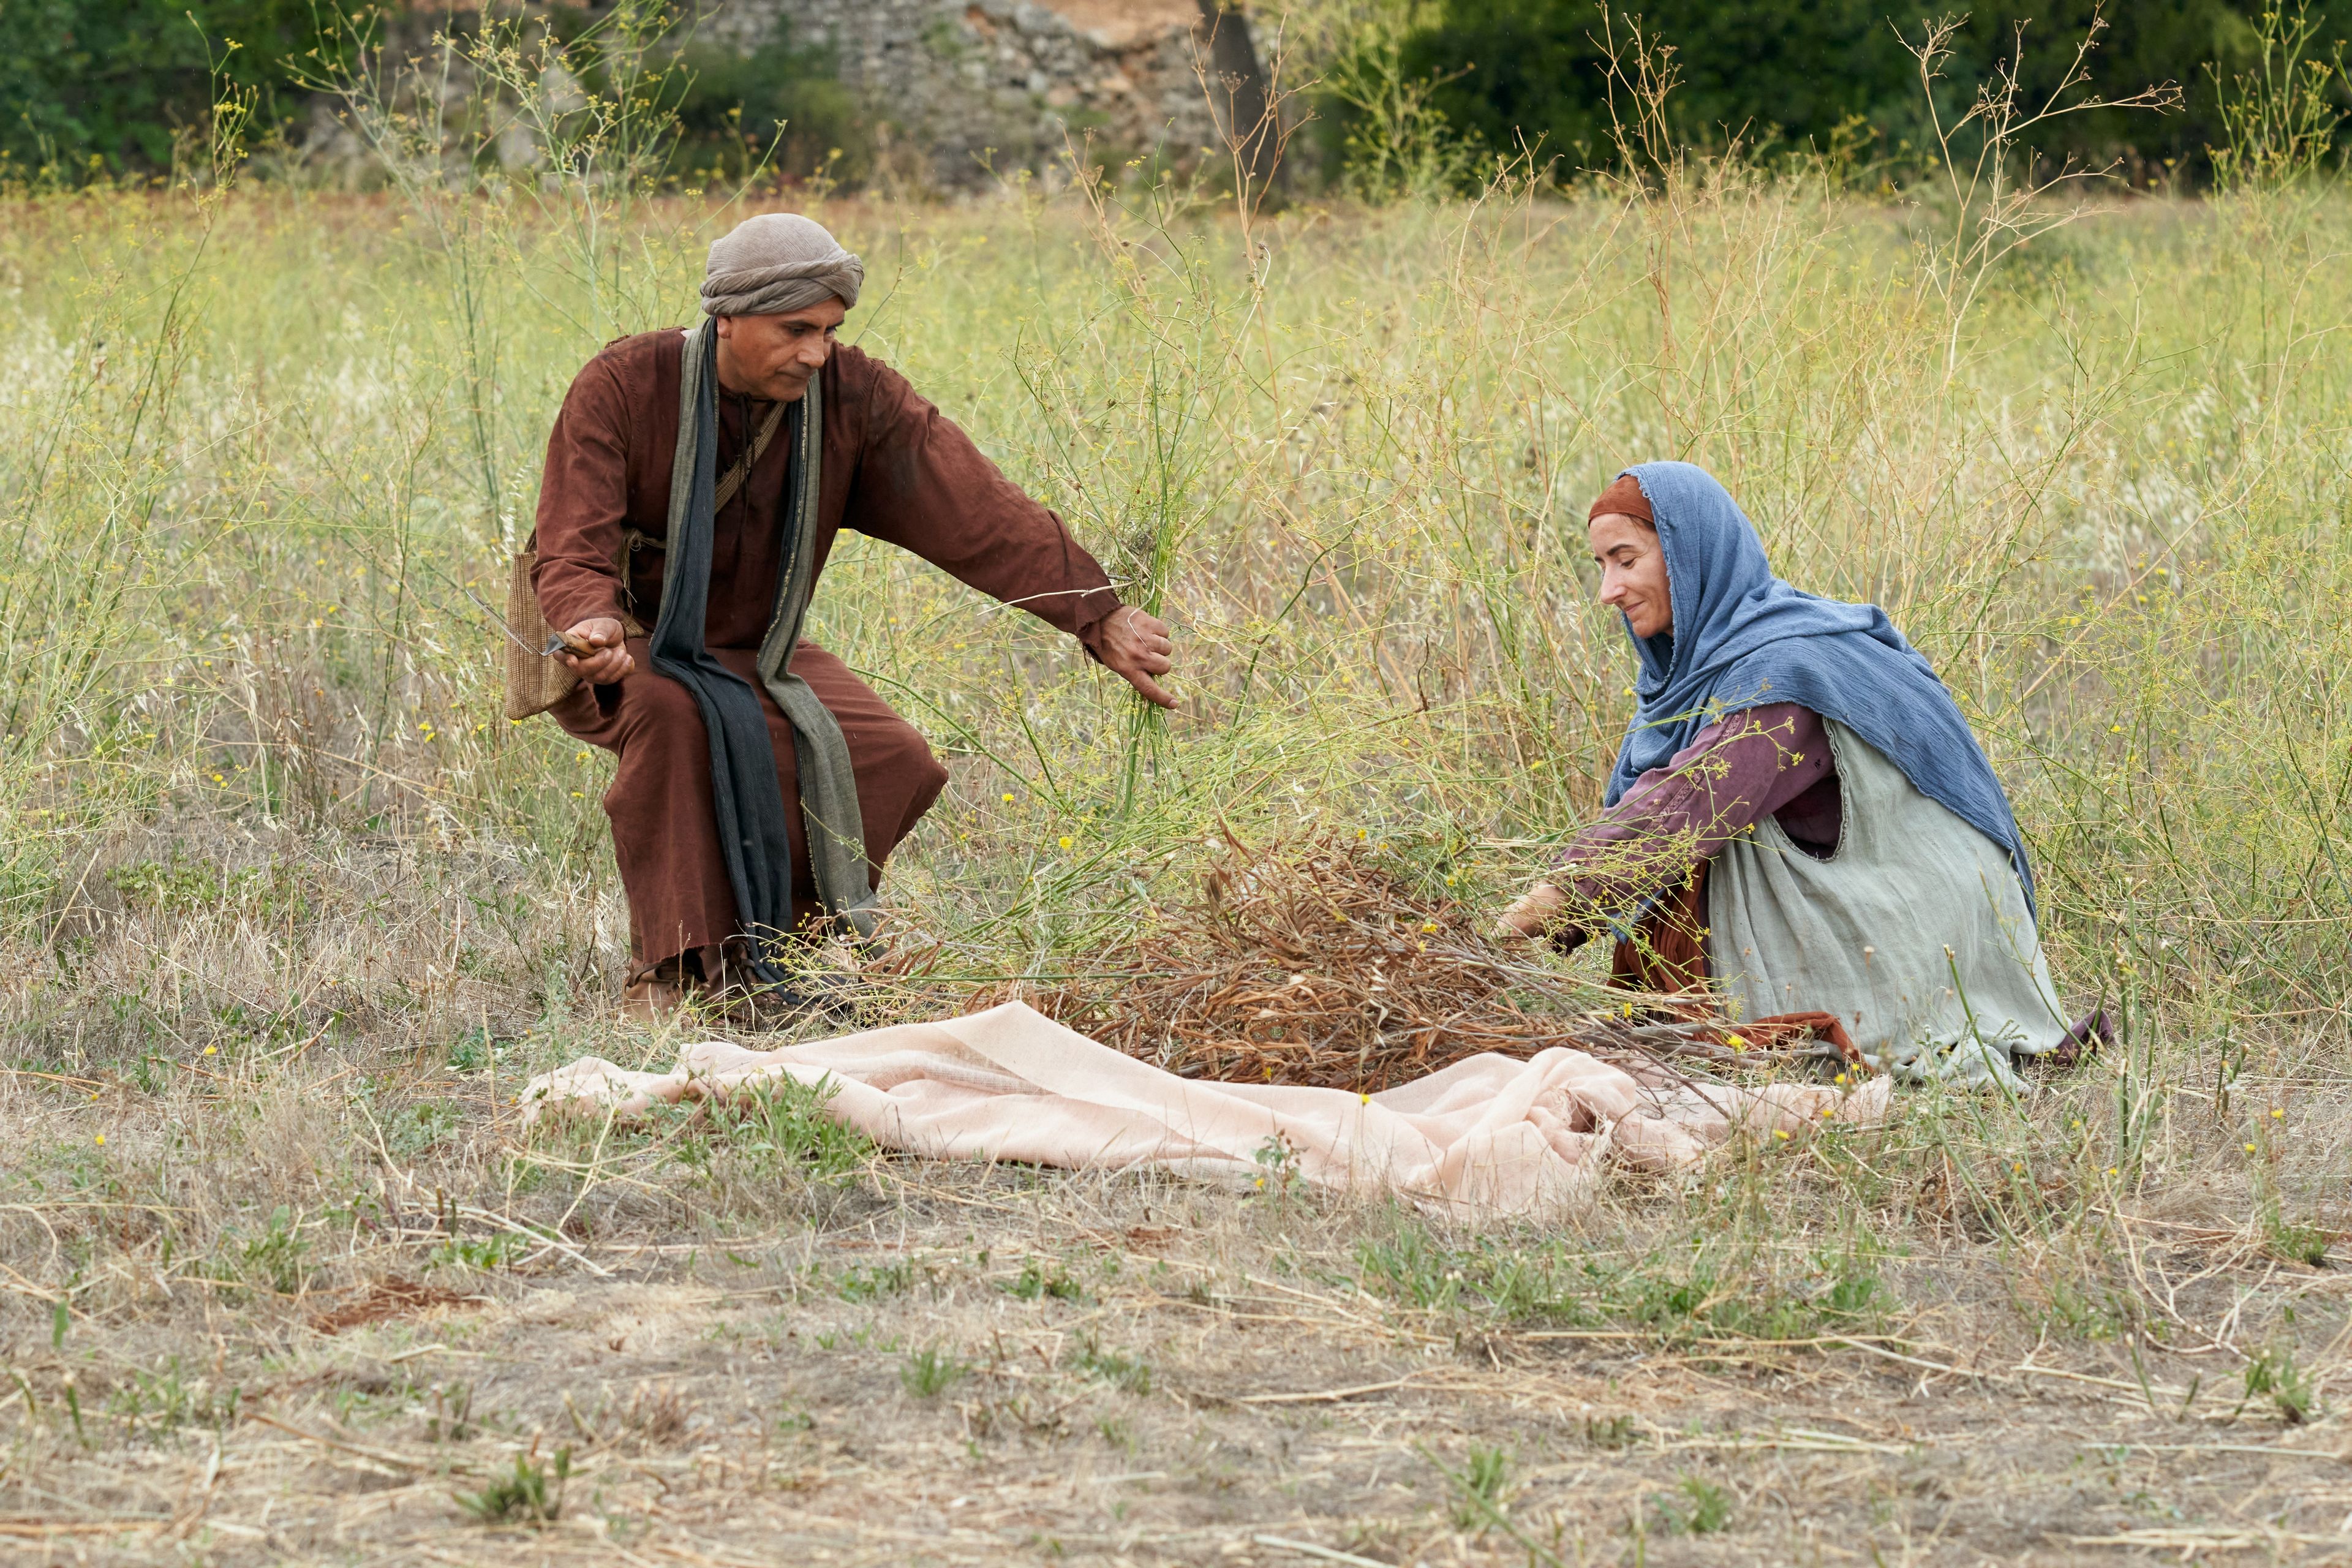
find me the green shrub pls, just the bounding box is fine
[709,1074,875,1183]
[666,35,872,188]
[0,0,345,181]
[455,1448,570,1525]
[1657,1473,1734,1534]
[235,1204,307,1295]
[1449,1443,1509,1529]
[900,1346,965,1398]
[1331,0,2327,187]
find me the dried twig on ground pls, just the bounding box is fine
[869,831,1838,1091]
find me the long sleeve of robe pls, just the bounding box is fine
[1562,704,1838,905]
[529,331,1125,974]
[1545,703,1838,986]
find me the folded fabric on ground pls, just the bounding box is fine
[518,1002,1890,1216]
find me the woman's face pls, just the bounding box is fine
[1589,513,1672,639]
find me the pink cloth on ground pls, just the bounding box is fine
[519,1002,1889,1218]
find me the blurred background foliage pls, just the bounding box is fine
[660,33,870,187]
[0,1,869,187]
[0,0,348,177]
[1376,0,2350,184]
[2,0,2347,191]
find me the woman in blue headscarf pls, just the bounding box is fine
[1500,463,2097,1087]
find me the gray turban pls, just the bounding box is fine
[700,213,864,317]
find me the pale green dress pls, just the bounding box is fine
[1705,721,2069,1090]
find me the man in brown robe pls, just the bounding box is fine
[532,213,1175,1018]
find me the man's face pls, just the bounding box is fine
[713,298,847,402]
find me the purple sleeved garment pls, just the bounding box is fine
[1556,703,1841,929]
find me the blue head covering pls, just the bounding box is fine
[1600,461,2035,908]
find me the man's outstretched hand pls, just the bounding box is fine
[1098,606,1177,709]
[558,617,635,684]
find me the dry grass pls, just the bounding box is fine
[2,809,2342,1560]
[1,37,2351,1556]
[1,1057,2348,1565]
[877,829,1782,1090]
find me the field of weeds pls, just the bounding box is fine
[2,78,2351,1562]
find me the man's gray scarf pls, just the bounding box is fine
[650,321,876,981]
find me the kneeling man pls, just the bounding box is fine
[532,213,1175,1017]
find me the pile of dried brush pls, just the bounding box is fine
[869,830,1852,1091]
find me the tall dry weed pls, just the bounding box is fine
[0,23,2342,1373]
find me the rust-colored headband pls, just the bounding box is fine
[1588,474,1653,525]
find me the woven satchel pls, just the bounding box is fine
[501,544,578,722]
[500,402,785,724]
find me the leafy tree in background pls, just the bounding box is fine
[0,0,344,179]
[665,32,874,187]
[7,0,2342,190]
[1390,0,2348,183]
[1,0,870,188]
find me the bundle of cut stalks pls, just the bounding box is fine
[869,830,1854,1091]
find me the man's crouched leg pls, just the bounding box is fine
[556,638,950,1021]
[791,640,952,888]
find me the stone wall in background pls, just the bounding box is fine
[711,0,1229,190]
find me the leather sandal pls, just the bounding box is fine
[621,965,689,1024]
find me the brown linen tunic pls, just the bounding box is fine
[533,331,1123,976]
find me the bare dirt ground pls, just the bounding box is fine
[4,1101,2348,1568]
